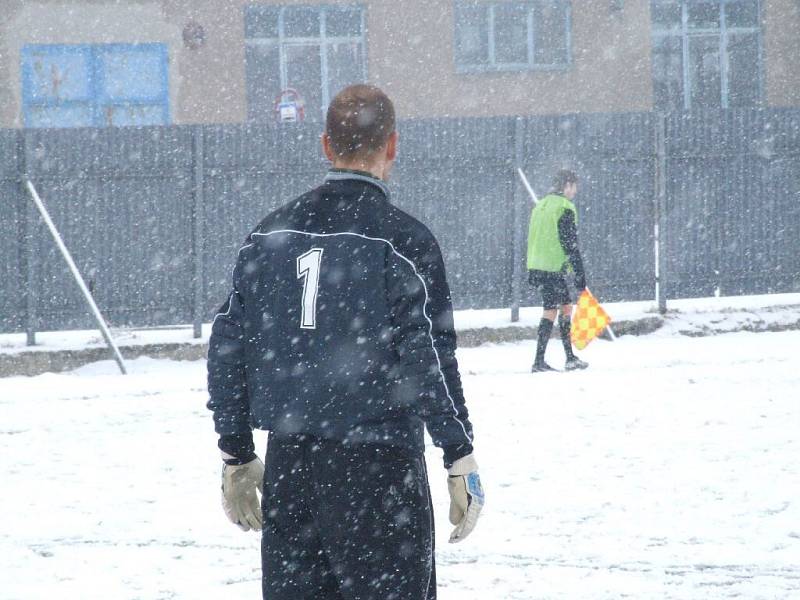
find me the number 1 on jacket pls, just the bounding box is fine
[296,248,323,329]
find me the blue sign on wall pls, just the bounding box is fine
[22,43,170,128]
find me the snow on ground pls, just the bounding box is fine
[453,292,800,332]
[1,292,799,355]
[1,329,799,599]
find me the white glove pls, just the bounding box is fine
[221,456,265,532]
[446,453,484,543]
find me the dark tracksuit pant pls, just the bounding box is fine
[261,434,436,600]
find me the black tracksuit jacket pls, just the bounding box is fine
[207,170,474,467]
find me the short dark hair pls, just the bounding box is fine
[325,84,396,161]
[552,169,578,193]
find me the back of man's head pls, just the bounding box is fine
[552,169,578,193]
[325,84,396,162]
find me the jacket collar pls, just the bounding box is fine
[324,168,390,199]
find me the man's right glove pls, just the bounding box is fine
[447,453,484,543]
[221,456,265,532]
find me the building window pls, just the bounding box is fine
[244,4,366,122]
[454,1,571,73]
[651,0,762,111]
[21,44,170,128]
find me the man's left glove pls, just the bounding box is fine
[221,457,265,532]
[447,454,485,543]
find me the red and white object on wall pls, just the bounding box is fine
[274,88,305,123]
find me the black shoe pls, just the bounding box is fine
[531,361,556,373]
[564,356,589,371]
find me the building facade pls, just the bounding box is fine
[0,0,798,128]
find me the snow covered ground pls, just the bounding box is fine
[2,329,799,599]
[2,292,799,356]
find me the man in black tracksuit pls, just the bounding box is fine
[207,85,483,600]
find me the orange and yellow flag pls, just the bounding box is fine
[571,289,611,350]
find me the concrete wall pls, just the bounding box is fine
[369,0,654,118]
[764,0,800,107]
[164,0,249,123]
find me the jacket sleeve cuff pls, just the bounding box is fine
[442,443,473,469]
[218,433,257,465]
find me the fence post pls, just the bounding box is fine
[655,113,668,314]
[510,117,525,323]
[18,130,37,346]
[191,126,205,339]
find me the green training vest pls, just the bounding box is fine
[526,193,577,272]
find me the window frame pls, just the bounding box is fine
[650,0,764,111]
[453,0,573,74]
[244,4,368,122]
[21,43,170,128]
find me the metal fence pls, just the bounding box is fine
[1,107,799,339]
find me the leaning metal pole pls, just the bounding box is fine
[24,180,127,375]
[517,167,539,205]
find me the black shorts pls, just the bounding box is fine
[529,270,572,310]
[261,434,436,600]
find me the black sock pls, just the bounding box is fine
[535,318,554,364]
[559,315,575,360]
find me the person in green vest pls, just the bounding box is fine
[527,169,589,372]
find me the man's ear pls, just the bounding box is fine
[385,131,398,162]
[321,133,336,163]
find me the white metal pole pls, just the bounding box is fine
[517,167,539,204]
[25,180,127,375]
[515,167,537,323]
[654,221,661,310]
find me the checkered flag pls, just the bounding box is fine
[571,289,612,350]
